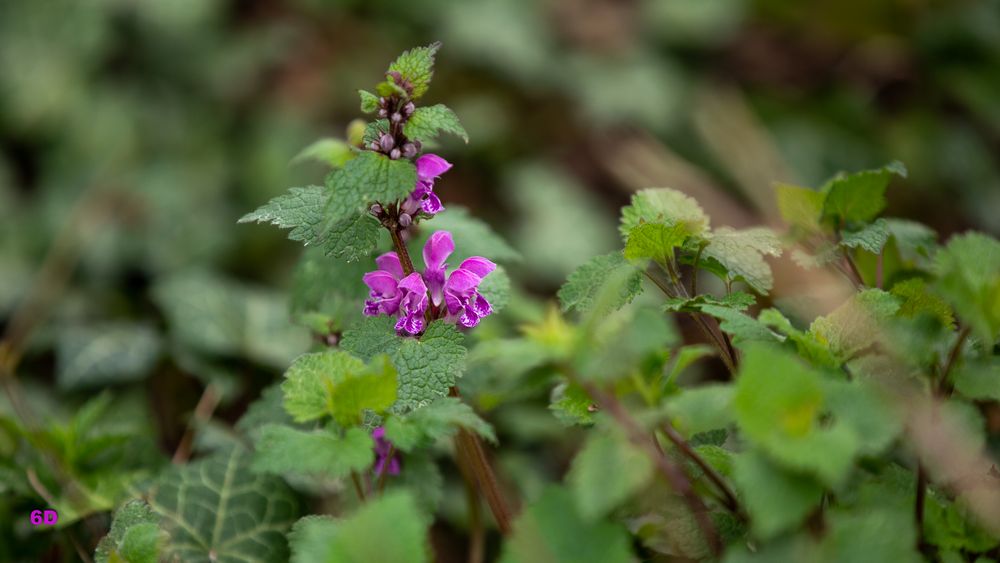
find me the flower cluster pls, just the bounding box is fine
[363,231,496,335]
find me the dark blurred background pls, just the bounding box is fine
[1,0,999,556]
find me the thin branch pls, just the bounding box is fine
[172,384,220,464]
[456,446,485,563]
[350,471,367,503]
[659,423,743,518]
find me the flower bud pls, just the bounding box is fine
[369,141,380,151]
[401,143,417,158]
[403,102,415,116]
[379,133,394,152]
[378,96,389,108]
[389,148,401,160]
[390,112,402,123]
[398,213,412,227]
[369,203,383,216]
[377,108,388,118]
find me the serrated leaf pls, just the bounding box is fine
[734,344,857,485]
[732,450,823,539]
[664,384,735,437]
[619,188,709,240]
[885,218,937,266]
[239,185,331,244]
[327,150,417,209]
[500,487,636,563]
[623,221,689,263]
[823,378,901,456]
[809,288,900,360]
[549,383,596,426]
[293,138,354,168]
[358,89,379,113]
[57,323,161,390]
[952,358,1000,402]
[281,350,366,423]
[362,119,391,146]
[891,278,954,327]
[477,264,511,314]
[150,446,299,562]
[700,305,780,346]
[252,425,373,479]
[340,316,403,361]
[329,355,398,426]
[403,104,468,143]
[934,232,1000,343]
[775,183,825,231]
[412,206,520,263]
[387,42,441,99]
[383,397,495,451]
[568,427,653,519]
[290,247,371,333]
[95,500,164,563]
[558,252,643,314]
[821,161,906,224]
[288,491,430,563]
[663,292,755,313]
[840,218,890,254]
[390,321,466,412]
[702,227,782,294]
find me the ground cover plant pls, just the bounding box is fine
[2,25,1000,563]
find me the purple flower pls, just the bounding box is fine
[372,427,400,476]
[362,252,404,317]
[421,231,496,328]
[401,154,452,217]
[395,272,429,335]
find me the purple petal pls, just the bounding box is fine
[421,192,444,215]
[459,305,481,328]
[397,272,427,295]
[423,231,454,272]
[415,154,452,181]
[363,271,400,296]
[444,292,463,315]
[400,195,421,216]
[444,268,481,296]
[375,252,404,280]
[472,292,492,317]
[395,313,425,335]
[363,301,380,316]
[458,257,496,279]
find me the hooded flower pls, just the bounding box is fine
[372,427,400,476]
[362,252,405,316]
[421,231,496,328]
[400,154,452,217]
[394,272,429,335]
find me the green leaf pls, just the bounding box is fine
[290,247,371,333]
[293,138,354,168]
[819,509,922,563]
[953,358,1000,402]
[558,252,643,314]
[383,397,495,451]
[500,487,636,563]
[387,43,441,99]
[403,104,468,143]
[891,278,954,327]
[358,89,379,113]
[823,379,901,456]
[664,384,735,437]
[150,446,299,562]
[329,355,398,426]
[341,316,403,361]
[809,288,900,361]
[390,321,467,412]
[623,221,689,263]
[821,161,906,224]
[734,345,856,485]
[663,291,755,313]
[702,227,782,294]
[934,232,1000,343]
[732,450,823,539]
[549,382,596,426]
[95,500,164,563]
[619,188,709,240]
[567,426,653,519]
[239,185,331,244]
[57,323,161,390]
[840,218,890,254]
[288,491,430,563]
[775,183,825,231]
[412,206,521,263]
[700,305,780,346]
[478,264,512,313]
[236,384,293,442]
[327,150,417,208]
[281,350,366,423]
[885,218,937,266]
[252,425,373,480]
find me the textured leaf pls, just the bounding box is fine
[840,218,890,254]
[819,509,922,563]
[403,104,468,143]
[288,491,430,563]
[821,161,906,223]
[775,183,825,231]
[500,487,636,563]
[327,150,417,209]
[568,427,653,519]
[290,247,370,333]
[293,138,354,168]
[95,500,164,563]
[823,379,901,456]
[891,278,954,327]
[57,323,161,390]
[150,446,299,562]
[329,355,398,426]
[702,227,782,294]
[549,383,596,426]
[340,316,403,361]
[390,321,467,412]
[732,450,823,539]
[252,425,373,479]
[619,188,709,240]
[953,358,1000,402]
[885,218,937,266]
[558,252,643,314]
[700,305,780,346]
[358,89,379,113]
[383,397,495,451]
[281,350,366,423]
[623,221,689,263]
[663,292,755,313]
[934,232,1000,343]
[664,384,735,437]
[412,206,520,263]
[809,288,900,361]
[477,264,511,313]
[238,186,330,243]
[387,42,441,99]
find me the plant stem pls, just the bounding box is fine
[377,445,395,494]
[351,471,367,503]
[456,447,485,563]
[659,423,742,518]
[389,225,416,276]
[915,462,927,548]
[578,380,722,556]
[172,384,220,464]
